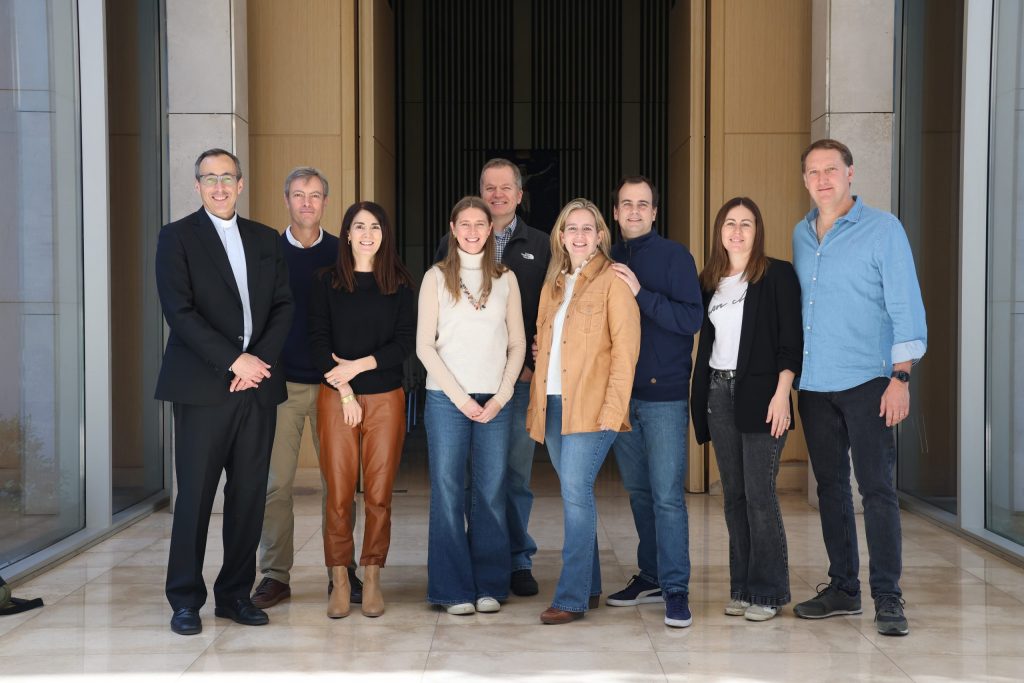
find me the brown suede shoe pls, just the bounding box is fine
[251,577,291,609]
[540,606,584,625]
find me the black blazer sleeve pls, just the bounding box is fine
[732,259,802,434]
[773,260,803,376]
[246,224,295,370]
[155,221,241,375]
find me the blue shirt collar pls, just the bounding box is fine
[803,196,865,235]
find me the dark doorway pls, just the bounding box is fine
[395,0,672,274]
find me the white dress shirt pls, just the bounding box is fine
[284,225,324,248]
[205,209,253,351]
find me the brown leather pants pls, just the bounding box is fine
[317,386,405,567]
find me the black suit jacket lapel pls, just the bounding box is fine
[238,218,261,305]
[735,277,760,377]
[192,208,242,305]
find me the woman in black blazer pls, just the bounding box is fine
[691,197,802,622]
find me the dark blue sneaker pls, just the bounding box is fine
[606,575,663,606]
[664,591,692,628]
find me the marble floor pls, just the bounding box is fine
[3,458,1024,682]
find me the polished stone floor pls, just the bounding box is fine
[3,459,1024,682]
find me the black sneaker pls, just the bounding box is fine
[510,569,539,596]
[327,567,364,604]
[793,584,862,619]
[874,594,909,636]
[606,575,663,606]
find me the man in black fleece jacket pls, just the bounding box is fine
[434,159,550,596]
[605,176,703,629]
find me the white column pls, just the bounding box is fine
[167,0,250,219]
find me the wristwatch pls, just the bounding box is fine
[890,370,911,383]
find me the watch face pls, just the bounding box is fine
[892,371,911,383]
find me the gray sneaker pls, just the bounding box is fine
[874,594,909,636]
[793,584,862,619]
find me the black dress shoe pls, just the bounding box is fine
[214,598,269,626]
[170,607,202,635]
[510,569,539,596]
[349,567,363,604]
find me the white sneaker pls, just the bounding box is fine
[724,599,751,616]
[475,597,501,613]
[744,604,778,621]
[446,602,475,615]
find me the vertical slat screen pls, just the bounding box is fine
[397,0,669,271]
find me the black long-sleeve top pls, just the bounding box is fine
[308,270,416,395]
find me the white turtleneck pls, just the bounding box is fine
[416,248,526,408]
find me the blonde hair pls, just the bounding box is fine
[544,198,612,290]
[437,196,507,302]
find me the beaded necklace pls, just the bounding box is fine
[459,278,488,310]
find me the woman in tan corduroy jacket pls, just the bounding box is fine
[526,198,640,625]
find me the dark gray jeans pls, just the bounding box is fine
[707,375,791,607]
[798,377,902,600]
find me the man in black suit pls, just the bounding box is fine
[155,148,293,635]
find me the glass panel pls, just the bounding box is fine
[107,0,166,512]
[987,0,1024,546]
[895,0,962,514]
[0,0,84,568]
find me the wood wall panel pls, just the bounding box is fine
[721,134,810,263]
[706,0,813,487]
[722,0,812,134]
[248,0,360,467]
[248,0,358,236]
[248,136,345,232]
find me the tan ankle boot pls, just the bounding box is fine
[361,565,384,617]
[327,566,350,618]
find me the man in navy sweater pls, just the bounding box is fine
[251,167,361,607]
[605,176,703,628]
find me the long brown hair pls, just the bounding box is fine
[699,197,769,291]
[437,196,507,302]
[544,198,612,290]
[331,201,413,294]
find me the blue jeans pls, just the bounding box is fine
[425,390,512,605]
[612,398,691,595]
[506,380,538,571]
[798,378,902,600]
[545,396,617,612]
[707,375,790,606]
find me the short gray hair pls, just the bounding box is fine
[479,158,522,192]
[194,148,242,180]
[284,166,330,197]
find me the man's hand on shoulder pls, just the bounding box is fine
[610,263,641,296]
[230,352,271,384]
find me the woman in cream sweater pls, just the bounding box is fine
[526,198,640,624]
[417,195,526,615]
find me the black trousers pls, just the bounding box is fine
[166,391,276,610]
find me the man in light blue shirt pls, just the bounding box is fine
[791,139,926,637]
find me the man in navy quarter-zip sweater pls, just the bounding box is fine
[605,176,703,629]
[250,167,363,610]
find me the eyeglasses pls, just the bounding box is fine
[563,225,596,235]
[198,174,239,187]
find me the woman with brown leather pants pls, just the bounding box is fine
[308,201,416,618]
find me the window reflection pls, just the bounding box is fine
[0,0,84,568]
[987,0,1024,546]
